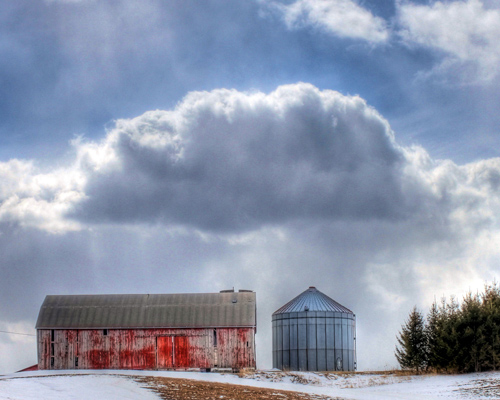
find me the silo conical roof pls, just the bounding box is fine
[273,286,352,314]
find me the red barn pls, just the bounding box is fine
[36,290,256,371]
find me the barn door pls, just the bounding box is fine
[157,336,190,368]
[157,337,174,368]
[174,336,189,368]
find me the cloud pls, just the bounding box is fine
[263,0,389,43]
[71,83,420,230]
[4,81,500,243]
[261,1,499,82]
[398,0,500,82]
[0,159,84,233]
[2,83,500,372]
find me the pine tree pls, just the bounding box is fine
[395,307,428,373]
[456,292,485,372]
[481,283,500,370]
[440,295,460,371]
[426,300,448,371]
[398,283,500,373]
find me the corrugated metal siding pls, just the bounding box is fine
[38,327,256,370]
[272,312,356,371]
[272,287,356,372]
[36,292,256,329]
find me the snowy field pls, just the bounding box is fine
[1,369,499,399]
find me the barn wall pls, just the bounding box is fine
[216,328,255,369]
[38,327,255,370]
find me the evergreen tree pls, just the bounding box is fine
[441,296,460,371]
[426,300,448,371]
[398,283,500,373]
[395,307,428,372]
[481,283,500,370]
[456,292,485,372]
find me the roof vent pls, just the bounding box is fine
[304,306,309,311]
[232,299,238,303]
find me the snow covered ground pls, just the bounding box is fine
[1,369,499,399]
[0,372,158,400]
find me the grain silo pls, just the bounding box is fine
[272,286,356,371]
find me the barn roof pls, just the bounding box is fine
[36,292,256,329]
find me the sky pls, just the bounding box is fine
[1,0,500,374]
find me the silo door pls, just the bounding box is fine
[157,337,173,368]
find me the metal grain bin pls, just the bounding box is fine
[272,286,356,371]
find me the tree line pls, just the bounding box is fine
[396,283,500,373]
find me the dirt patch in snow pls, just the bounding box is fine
[138,376,345,400]
[238,370,414,389]
[454,376,500,398]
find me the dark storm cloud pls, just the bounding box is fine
[73,83,421,231]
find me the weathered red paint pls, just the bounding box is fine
[175,336,189,368]
[17,364,39,372]
[38,327,256,371]
[157,336,173,368]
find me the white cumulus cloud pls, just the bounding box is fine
[398,0,500,82]
[264,0,389,43]
[3,83,500,241]
[0,159,84,233]
[71,83,413,230]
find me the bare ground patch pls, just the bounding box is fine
[454,377,500,398]
[238,370,414,389]
[137,376,346,400]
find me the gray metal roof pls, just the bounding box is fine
[36,292,256,329]
[273,287,352,315]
